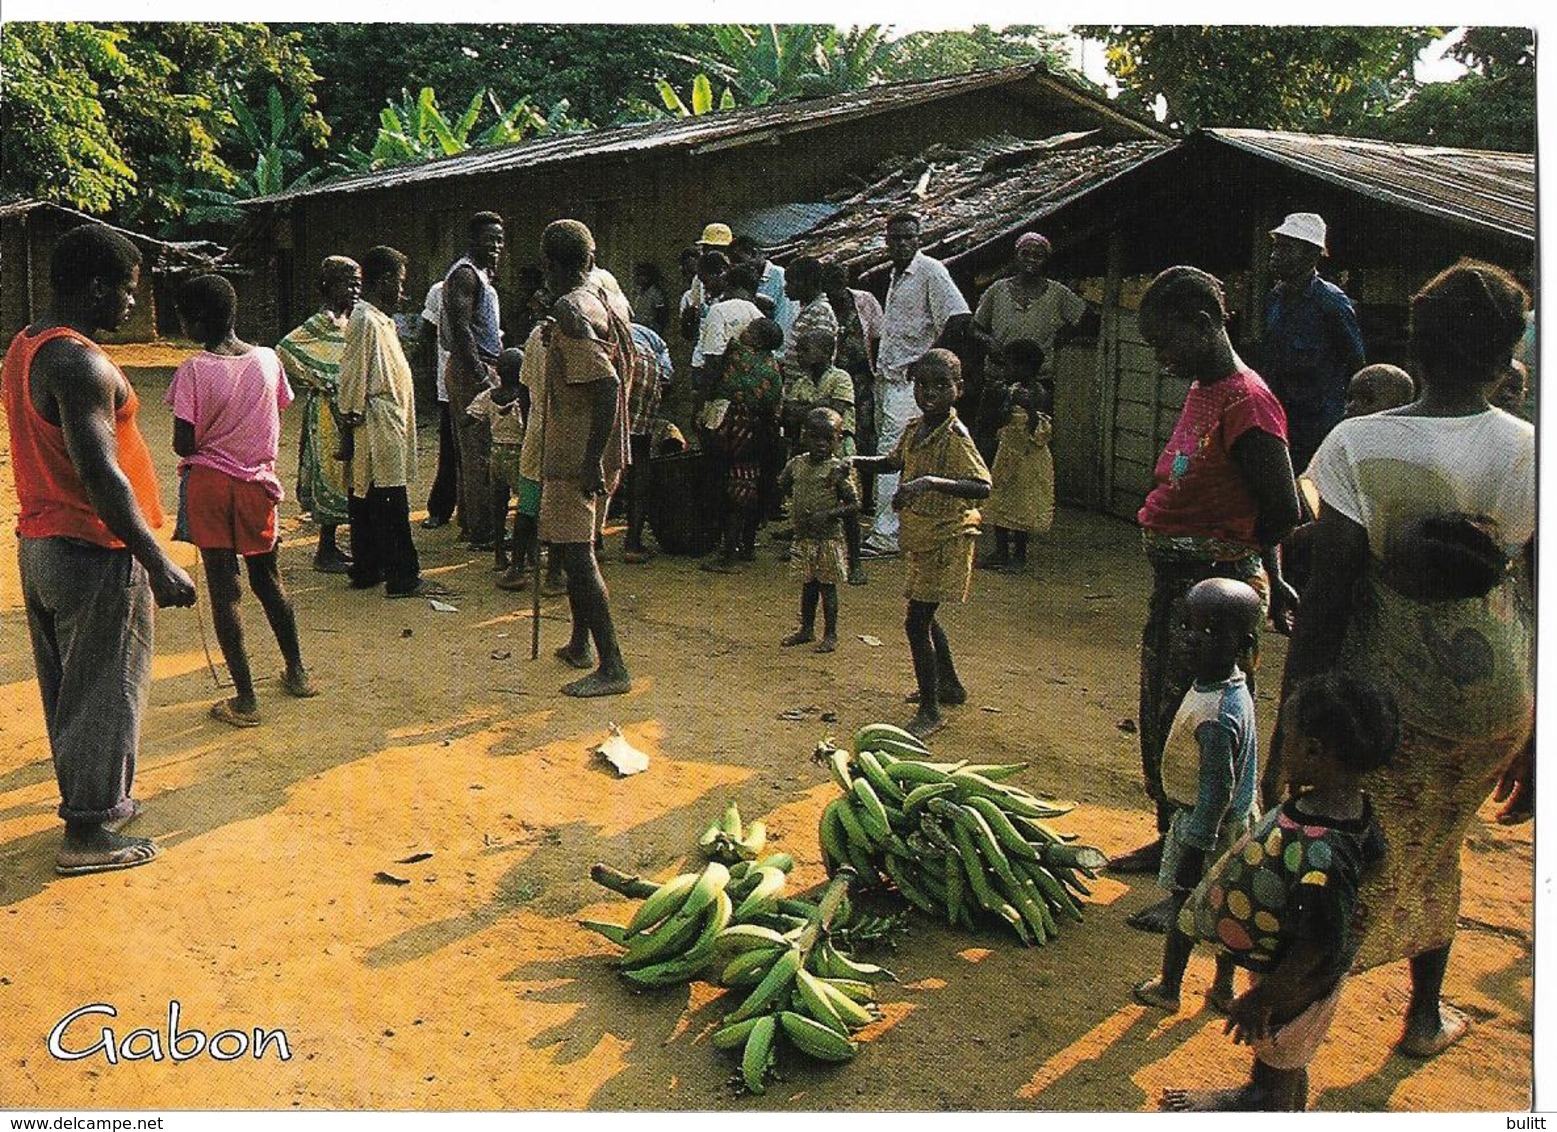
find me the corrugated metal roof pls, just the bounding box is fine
[252,64,1164,205]
[767,133,1171,279]
[1205,129,1534,241]
[729,202,842,247]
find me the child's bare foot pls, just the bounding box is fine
[815,634,837,654]
[1132,977,1181,1012]
[1206,983,1238,1016]
[1127,895,1176,933]
[905,711,944,740]
[1161,1084,1268,1112]
[782,629,815,647]
[561,668,632,698]
[555,643,595,670]
[1397,1003,1470,1058]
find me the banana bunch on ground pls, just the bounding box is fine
[697,799,770,865]
[813,723,1108,946]
[708,868,894,1094]
[583,798,865,988]
[584,849,808,988]
[587,859,893,1094]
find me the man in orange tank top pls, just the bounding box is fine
[1,225,197,876]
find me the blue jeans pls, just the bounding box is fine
[18,537,153,825]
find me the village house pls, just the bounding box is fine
[239,63,1167,367]
[0,199,219,344]
[778,128,1535,517]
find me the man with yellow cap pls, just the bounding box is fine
[680,223,736,368]
[1260,212,1366,472]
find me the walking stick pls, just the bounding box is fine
[193,592,234,689]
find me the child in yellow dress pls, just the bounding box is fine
[981,339,1053,574]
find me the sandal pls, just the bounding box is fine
[210,699,261,728]
[55,835,159,877]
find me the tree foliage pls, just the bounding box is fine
[683,24,901,105]
[1361,27,1535,151]
[282,24,714,149]
[330,86,589,173]
[1076,25,1440,133]
[1,24,139,214]
[882,25,1076,83]
[183,85,328,225]
[656,74,738,117]
[0,22,324,224]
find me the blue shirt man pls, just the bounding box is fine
[1260,213,1366,473]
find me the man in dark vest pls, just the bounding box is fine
[441,211,506,549]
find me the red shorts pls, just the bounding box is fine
[182,464,279,556]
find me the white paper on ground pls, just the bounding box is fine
[595,723,650,776]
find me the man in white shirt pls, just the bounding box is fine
[865,212,971,554]
[732,234,797,353]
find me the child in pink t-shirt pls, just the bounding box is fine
[168,275,317,728]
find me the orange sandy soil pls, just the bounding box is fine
[0,352,1534,1114]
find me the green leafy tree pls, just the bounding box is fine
[1363,27,1534,150]
[663,24,901,108]
[1075,25,1441,132]
[696,24,830,105]
[332,86,589,173]
[284,24,714,147]
[804,26,899,96]
[184,86,325,225]
[1,24,140,214]
[882,25,1075,83]
[0,22,324,224]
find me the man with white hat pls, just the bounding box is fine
[1260,212,1366,472]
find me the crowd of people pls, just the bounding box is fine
[0,206,1536,1112]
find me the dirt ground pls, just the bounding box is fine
[0,354,1535,1115]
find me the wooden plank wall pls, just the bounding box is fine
[1050,341,1098,509]
[1103,310,1189,521]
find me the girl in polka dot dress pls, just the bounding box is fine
[1162,672,1394,1112]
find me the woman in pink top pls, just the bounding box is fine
[1118,267,1301,930]
[168,275,318,727]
